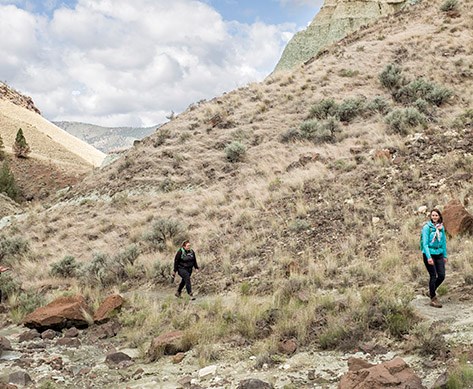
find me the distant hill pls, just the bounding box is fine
[53,121,159,153]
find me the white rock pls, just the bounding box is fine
[345,198,354,205]
[199,365,218,378]
[372,217,380,224]
[417,205,427,214]
[249,356,256,360]
[283,364,291,370]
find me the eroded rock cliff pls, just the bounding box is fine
[274,0,408,72]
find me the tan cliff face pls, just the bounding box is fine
[274,0,408,72]
[0,82,41,115]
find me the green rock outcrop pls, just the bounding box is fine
[274,0,408,72]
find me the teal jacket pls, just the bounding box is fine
[421,221,447,259]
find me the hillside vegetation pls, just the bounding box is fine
[0,85,106,201]
[1,0,473,386]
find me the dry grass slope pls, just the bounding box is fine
[2,0,473,379]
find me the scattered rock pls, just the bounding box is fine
[237,378,273,389]
[278,338,298,355]
[347,357,375,371]
[8,371,33,386]
[0,336,12,351]
[339,357,425,388]
[56,337,81,348]
[432,372,448,388]
[63,327,79,338]
[132,368,144,379]
[147,330,190,361]
[105,351,132,367]
[87,320,121,340]
[23,295,92,331]
[18,329,41,343]
[198,365,218,379]
[41,329,58,340]
[417,205,428,214]
[0,383,18,389]
[172,352,186,364]
[94,294,124,324]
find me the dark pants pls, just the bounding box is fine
[177,267,193,295]
[423,253,446,298]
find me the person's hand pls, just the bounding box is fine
[427,258,434,265]
[0,265,11,273]
[444,257,448,263]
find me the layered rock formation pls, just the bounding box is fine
[274,0,408,72]
[0,82,40,115]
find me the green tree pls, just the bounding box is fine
[0,134,5,160]
[13,128,30,158]
[0,160,19,201]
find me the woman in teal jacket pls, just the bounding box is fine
[421,209,448,308]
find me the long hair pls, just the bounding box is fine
[430,208,443,224]
[181,240,190,247]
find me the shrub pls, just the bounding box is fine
[446,362,473,389]
[337,97,366,122]
[393,78,452,106]
[0,160,19,201]
[379,64,404,90]
[308,99,339,120]
[440,0,458,12]
[385,108,427,135]
[143,218,187,252]
[152,259,173,284]
[453,109,473,129]
[50,255,81,278]
[114,245,139,266]
[0,235,29,263]
[300,117,341,143]
[366,97,390,115]
[81,252,111,286]
[280,128,302,143]
[224,141,246,162]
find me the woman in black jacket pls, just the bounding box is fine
[174,240,199,299]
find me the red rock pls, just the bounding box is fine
[339,357,425,389]
[172,352,186,364]
[94,294,124,324]
[147,330,191,361]
[347,357,375,372]
[23,295,92,331]
[443,200,473,237]
[279,338,298,355]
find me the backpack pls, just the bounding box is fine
[419,223,437,250]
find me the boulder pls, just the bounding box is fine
[147,330,191,361]
[237,379,274,389]
[8,371,33,387]
[18,329,40,342]
[0,336,12,351]
[105,351,132,366]
[23,295,92,331]
[443,200,473,237]
[279,338,298,355]
[94,294,124,324]
[339,357,425,389]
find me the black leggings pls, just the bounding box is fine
[423,253,446,298]
[177,267,193,295]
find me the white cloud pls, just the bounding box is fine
[0,0,299,127]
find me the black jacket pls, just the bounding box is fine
[174,248,199,272]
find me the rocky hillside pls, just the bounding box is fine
[1,1,473,387]
[0,87,106,201]
[0,82,41,115]
[274,0,409,72]
[54,121,159,153]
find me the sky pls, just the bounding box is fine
[0,0,322,127]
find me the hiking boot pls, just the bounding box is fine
[430,296,442,308]
[189,293,196,301]
[175,291,181,298]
